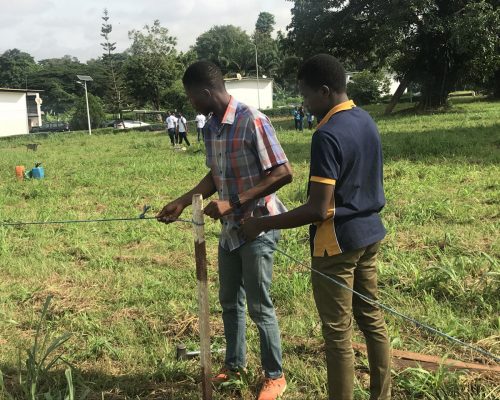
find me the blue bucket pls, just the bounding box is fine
[31,166,44,179]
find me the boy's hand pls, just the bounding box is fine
[156,200,185,224]
[204,200,232,219]
[241,217,265,241]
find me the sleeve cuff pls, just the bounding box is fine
[310,176,336,185]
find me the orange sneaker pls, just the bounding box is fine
[212,367,241,385]
[258,374,287,400]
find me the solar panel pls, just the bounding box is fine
[76,75,93,81]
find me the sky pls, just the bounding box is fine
[0,0,294,62]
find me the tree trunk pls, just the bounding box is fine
[418,62,452,110]
[384,78,409,115]
[493,68,500,99]
[419,83,449,110]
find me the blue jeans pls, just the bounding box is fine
[218,230,283,378]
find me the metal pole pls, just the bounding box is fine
[192,194,212,400]
[84,81,92,135]
[254,43,261,110]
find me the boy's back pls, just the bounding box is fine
[309,104,386,255]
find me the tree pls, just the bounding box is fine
[194,25,253,76]
[124,20,181,110]
[162,79,194,116]
[0,49,37,88]
[286,0,500,110]
[255,12,276,36]
[253,12,280,78]
[100,8,125,115]
[28,56,86,115]
[347,71,390,106]
[272,31,301,95]
[70,93,106,130]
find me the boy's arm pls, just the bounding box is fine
[241,181,334,240]
[204,163,293,219]
[157,171,217,223]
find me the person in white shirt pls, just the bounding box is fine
[165,112,178,146]
[195,113,206,142]
[176,113,190,147]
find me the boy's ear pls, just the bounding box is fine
[320,85,331,97]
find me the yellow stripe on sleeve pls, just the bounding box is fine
[310,176,336,185]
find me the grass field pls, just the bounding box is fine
[0,99,499,399]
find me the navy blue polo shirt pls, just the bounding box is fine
[308,100,386,257]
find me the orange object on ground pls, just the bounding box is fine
[258,374,287,400]
[15,166,25,180]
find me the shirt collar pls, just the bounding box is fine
[220,96,238,125]
[317,100,356,130]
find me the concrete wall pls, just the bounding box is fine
[225,79,273,110]
[0,92,28,137]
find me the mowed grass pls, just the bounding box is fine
[0,99,499,399]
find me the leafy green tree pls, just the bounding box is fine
[28,56,86,115]
[194,25,253,76]
[70,93,106,130]
[255,12,276,36]
[253,12,280,78]
[162,79,194,116]
[272,31,301,95]
[124,20,181,110]
[0,49,37,88]
[286,0,500,110]
[347,71,390,106]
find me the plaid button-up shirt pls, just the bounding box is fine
[204,97,288,251]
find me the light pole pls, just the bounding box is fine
[76,75,93,135]
[253,43,261,109]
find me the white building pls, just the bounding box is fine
[0,88,42,138]
[224,77,273,110]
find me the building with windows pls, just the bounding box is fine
[0,88,42,138]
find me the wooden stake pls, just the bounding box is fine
[192,194,212,400]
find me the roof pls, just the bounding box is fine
[224,77,273,82]
[0,88,44,93]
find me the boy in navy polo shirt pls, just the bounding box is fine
[242,54,391,400]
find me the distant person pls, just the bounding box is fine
[307,111,314,129]
[195,112,206,142]
[297,105,305,131]
[157,60,292,400]
[176,113,190,147]
[293,106,300,131]
[242,54,391,400]
[165,111,178,146]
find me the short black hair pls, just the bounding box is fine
[182,60,225,90]
[298,54,346,93]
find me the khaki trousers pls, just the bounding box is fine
[311,241,391,400]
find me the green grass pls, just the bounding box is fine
[0,99,499,399]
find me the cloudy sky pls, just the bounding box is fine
[0,0,294,62]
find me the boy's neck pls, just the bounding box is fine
[318,93,350,121]
[212,92,232,120]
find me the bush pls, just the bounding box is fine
[347,70,391,105]
[262,107,295,118]
[70,93,106,130]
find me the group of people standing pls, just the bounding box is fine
[164,111,207,147]
[157,55,391,400]
[293,105,315,131]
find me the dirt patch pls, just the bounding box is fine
[28,274,102,316]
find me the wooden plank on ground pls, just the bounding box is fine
[352,342,500,374]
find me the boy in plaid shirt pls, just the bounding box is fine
[157,61,292,400]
